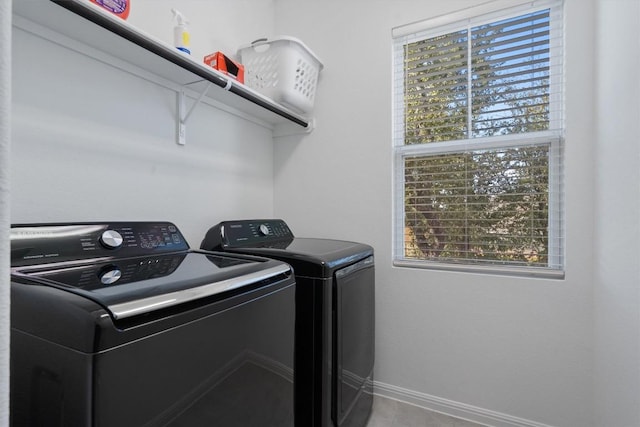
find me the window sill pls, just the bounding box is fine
[393,259,565,280]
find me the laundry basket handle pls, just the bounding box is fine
[251,38,269,46]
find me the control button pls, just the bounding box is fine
[100,230,124,249]
[99,267,122,285]
[258,224,270,236]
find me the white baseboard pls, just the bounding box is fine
[372,381,555,427]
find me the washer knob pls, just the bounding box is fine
[99,267,122,285]
[100,230,123,249]
[258,224,270,236]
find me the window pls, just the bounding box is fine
[392,0,564,277]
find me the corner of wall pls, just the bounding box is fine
[0,0,12,425]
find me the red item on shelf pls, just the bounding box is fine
[203,52,245,84]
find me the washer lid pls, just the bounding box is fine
[12,251,290,319]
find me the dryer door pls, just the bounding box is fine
[333,255,375,427]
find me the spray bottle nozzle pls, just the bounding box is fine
[171,8,189,25]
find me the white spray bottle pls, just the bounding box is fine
[171,8,191,55]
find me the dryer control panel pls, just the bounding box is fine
[201,219,294,250]
[10,222,189,267]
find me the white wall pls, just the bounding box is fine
[273,0,600,426]
[593,1,640,426]
[10,1,277,246]
[128,0,275,63]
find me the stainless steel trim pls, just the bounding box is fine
[108,264,291,319]
[10,224,106,240]
[11,257,114,274]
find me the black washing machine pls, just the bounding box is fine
[10,221,295,427]
[201,219,375,427]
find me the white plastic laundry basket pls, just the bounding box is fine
[238,36,324,114]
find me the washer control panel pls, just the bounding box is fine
[10,222,189,267]
[201,219,294,250]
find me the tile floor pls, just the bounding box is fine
[366,395,487,427]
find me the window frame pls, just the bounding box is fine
[392,0,565,278]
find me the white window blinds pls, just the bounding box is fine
[393,0,564,277]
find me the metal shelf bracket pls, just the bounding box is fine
[177,82,213,145]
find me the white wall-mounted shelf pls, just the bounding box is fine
[12,0,313,140]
